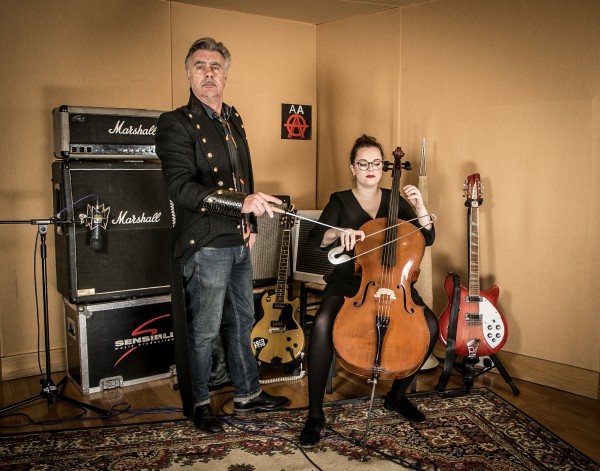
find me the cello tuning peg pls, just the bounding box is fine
[401,161,412,171]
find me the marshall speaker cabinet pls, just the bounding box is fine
[52,160,172,303]
[53,105,162,160]
[64,295,175,394]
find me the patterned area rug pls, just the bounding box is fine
[0,388,597,470]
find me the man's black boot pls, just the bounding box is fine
[234,391,290,414]
[193,404,224,433]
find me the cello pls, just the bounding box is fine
[332,147,431,382]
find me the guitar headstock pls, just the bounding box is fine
[282,204,296,229]
[464,173,483,207]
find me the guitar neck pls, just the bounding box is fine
[468,205,481,298]
[274,227,292,305]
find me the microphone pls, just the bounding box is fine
[90,198,102,251]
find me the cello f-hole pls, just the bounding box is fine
[400,285,414,314]
[353,281,376,308]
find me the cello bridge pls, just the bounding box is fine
[374,288,396,300]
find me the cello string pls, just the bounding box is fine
[378,267,387,319]
[382,266,392,320]
[382,190,398,323]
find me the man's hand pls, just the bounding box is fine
[242,192,282,218]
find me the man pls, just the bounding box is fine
[156,37,290,434]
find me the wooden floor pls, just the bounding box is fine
[1,357,599,464]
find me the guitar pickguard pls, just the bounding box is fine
[477,297,506,349]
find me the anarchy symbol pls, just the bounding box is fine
[284,114,309,139]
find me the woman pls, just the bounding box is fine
[300,134,438,446]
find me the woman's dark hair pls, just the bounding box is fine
[349,134,384,165]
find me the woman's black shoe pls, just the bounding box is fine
[300,415,326,446]
[383,395,426,422]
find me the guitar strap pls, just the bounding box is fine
[436,272,461,392]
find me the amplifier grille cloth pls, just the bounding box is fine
[250,197,289,286]
[292,210,333,284]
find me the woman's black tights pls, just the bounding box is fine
[305,295,439,420]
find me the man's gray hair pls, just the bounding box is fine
[185,37,231,71]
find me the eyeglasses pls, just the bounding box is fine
[354,160,383,171]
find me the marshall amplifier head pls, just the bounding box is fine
[53,105,164,160]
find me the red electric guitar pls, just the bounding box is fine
[438,173,508,358]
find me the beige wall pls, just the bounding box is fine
[316,9,402,203]
[316,0,599,397]
[0,0,316,380]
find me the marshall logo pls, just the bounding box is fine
[112,210,162,225]
[108,120,157,136]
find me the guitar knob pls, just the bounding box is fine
[487,333,493,338]
[488,325,493,330]
[496,325,501,329]
[496,333,501,338]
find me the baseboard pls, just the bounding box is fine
[3,346,599,400]
[434,345,599,400]
[1,348,67,381]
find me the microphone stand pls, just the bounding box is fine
[0,218,111,417]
